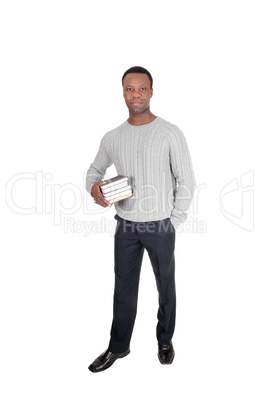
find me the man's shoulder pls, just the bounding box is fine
[157,116,182,133]
[100,121,126,144]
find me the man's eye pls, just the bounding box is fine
[140,88,146,91]
[127,88,133,91]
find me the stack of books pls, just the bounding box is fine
[100,175,132,203]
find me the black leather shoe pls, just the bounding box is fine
[88,348,130,373]
[158,341,175,364]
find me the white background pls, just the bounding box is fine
[1,0,258,401]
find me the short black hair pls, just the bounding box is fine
[122,66,153,89]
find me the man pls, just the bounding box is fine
[86,66,196,373]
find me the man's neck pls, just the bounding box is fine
[127,111,157,126]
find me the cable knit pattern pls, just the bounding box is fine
[85,117,196,227]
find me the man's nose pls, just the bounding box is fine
[132,90,141,98]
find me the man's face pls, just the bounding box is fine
[123,73,153,115]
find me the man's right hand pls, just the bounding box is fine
[91,181,112,208]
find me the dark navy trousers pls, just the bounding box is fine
[108,214,176,354]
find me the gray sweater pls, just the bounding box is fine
[85,116,196,228]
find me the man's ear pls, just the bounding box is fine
[150,88,153,98]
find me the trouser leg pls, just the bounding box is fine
[139,218,176,346]
[108,217,144,354]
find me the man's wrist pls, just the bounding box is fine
[90,184,94,198]
[170,210,188,228]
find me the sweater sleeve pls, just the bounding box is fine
[168,126,196,228]
[85,135,113,196]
